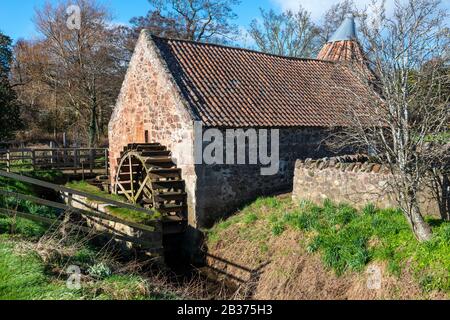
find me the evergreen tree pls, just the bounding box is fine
[0,31,22,141]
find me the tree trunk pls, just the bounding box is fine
[400,188,433,242]
[89,100,97,148]
[441,175,450,221]
[409,204,433,242]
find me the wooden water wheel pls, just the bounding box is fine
[114,143,187,231]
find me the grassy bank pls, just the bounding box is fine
[207,197,450,299]
[0,235,175,300]
[0,173,175,300]
[0,174,157,300]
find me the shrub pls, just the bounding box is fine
[271,222,285,236]
[0,217,47,239]
[362,203,377,216]
[88,263,112,280]
[243,213,258,225]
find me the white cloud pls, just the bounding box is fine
[270,0,397,20]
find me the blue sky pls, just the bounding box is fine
[0,0,274,41]
[1,0,449,41]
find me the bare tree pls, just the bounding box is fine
[249,7,321,58]
[130,0,241,43]
[11,40,58,139]
[330,0,449,241]
[13,0,127,146]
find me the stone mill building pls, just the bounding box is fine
[108,16,375,228]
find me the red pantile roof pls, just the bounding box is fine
[151,35,375,128]
[317,40,366,63]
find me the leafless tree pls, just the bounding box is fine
[14,0,127,146]
[329,0,449,241]
[249,7,321,58]
[11,39,60,140]
[130,0,241,43]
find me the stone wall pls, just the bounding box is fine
[63,193,163,259]
[108,30,198,225]
[195,127,334,227]
[292,156,440,215]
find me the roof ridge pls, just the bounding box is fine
[148,32,336,64]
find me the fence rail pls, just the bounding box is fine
[0,171,154,218]
[0,170,160,250]
[0,148,108,176]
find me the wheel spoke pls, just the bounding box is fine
[134,174,150,202]
[117,182,134,203]
[128,154,135,202]
[113,144,188,221]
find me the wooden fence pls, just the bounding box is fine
[0,148,108,176]
[0,171,162,253]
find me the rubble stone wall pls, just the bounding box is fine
[292,156,440,216]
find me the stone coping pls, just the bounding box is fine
[296,154,391,175]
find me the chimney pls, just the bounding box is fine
[317,15,365,63]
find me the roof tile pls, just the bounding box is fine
[151,35,374,128]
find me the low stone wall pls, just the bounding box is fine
[62,193,163,258]
[292,156,440,215]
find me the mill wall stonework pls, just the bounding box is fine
[195,127,333,227]
[292,158,440,216]
[108,31,198,225]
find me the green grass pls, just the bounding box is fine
[0,236,171,300]
[66,181,126,203]
[0,217,47,239]
[207,197,450,294]
[0,172,171,300]
[66,181,160,225]
[30,170,65,183]
[424,131,450,144]
[1,162,65,182]
[105,206,159,226]
[0,238,78,300]
[0,175,60,239]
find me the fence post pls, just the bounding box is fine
[50,142,56,164]
[90,149,95,174]
[6,151,10,173]
[104,149,109,176]
[74,149,78,175]
[31,150,36,171]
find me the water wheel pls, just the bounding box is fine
[114,143,187,230]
